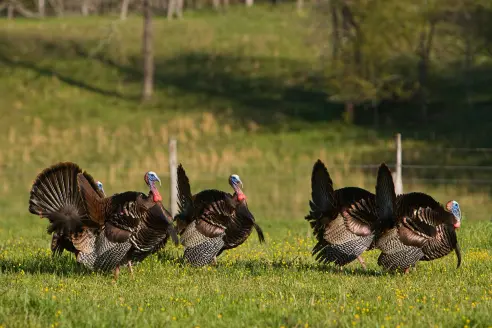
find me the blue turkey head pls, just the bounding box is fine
[446,200,461,229]
[229,174,243,189]
[144,171,161,187]
[96,180,105,195]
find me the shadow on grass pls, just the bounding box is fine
[0,53,136,101]
[0,35,341,127]
[214,258,384,277]
[1,34,491,142]
[69,42,341,127]
[0,255,90,276]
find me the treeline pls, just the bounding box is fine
[309,0,492,125]
[0,0,272,19]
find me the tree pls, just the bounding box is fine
[120,0,131,20]
[142,0,154,101]
[38,0,45,17]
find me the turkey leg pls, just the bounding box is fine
[357,256,367,270]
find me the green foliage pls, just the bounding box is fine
[310,0,492,109]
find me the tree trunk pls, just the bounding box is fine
[120,0,131,20]
[341,3,362,74]
[463,10,473,110]
[296,0,303,12]
[7,1,14,19]
[167,0,175,19]
[344,102,354,124]
[81,0,90,16]
[142,0,154,101]
[38,0,45,17]
[212,0,220,10]
[48,0,64,16]
[417,21,435,124]
[330,1,340,64]
[176,0,184,18]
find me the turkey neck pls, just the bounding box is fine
[232,184,246,202]
[149,182,162,203]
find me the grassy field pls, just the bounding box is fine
[0,5,491,327]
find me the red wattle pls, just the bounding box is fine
[237,193,246,201]
[152,187,162,202]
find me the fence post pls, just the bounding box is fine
[395,133,403,194]
[169,138,178,217]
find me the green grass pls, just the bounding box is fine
[0,221,491,327]
[0,5,491,327]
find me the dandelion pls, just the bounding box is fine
[217,314,223,319]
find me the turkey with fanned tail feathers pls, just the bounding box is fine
[174,164,265,266]
[305,159,379,269]
[29,162,106,257]
[77,170,179,279]
[350,163,462,273]
[29,162,179,280]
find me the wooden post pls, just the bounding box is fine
[168,138,178,217]
[395,133,403,194]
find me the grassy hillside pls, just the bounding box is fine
[0,5,491,328]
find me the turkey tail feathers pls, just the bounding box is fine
[310,159,335,218]
[176,164,193,219]
[29,162,91,236]
[376,163,396,223]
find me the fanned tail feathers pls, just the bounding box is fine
[29,162,98,236]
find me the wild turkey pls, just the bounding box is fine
[29,162,106,257]
[305,159,379,269]
[174,164,265,266]
[347,163,462,273]
[77,170,179,279]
